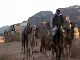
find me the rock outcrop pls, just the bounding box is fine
[74,27,79,38]
[28,11,53,27]
[27,5,80,31]
[0,5,80,34]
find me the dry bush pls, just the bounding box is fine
[74,27,79,33]
[71,38,80,58]
[14,25,20,33]
[5,32,21,42]
[74,32,79,38]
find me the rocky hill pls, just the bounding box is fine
[28,5,80,30]
[0,5,80,34]
[0,26,10,33]
[28,11,53,27]
[59,5,80,29]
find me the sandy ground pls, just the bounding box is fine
[0,36,80,60]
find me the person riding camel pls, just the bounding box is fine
[24,22,32,36]
[51,9,64,29]
[4,29,8,42]
[35,28,39,39]
[51,9,64,42]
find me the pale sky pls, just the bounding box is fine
[0,0,80,27]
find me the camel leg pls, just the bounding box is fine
[44,48,46,55]
[57,47,63,60]
[45,49,47,57]
[42,47,45,58]
[69,45,72,57]
[46,50,50,57]
[56,51,59,60]
[23,42,25,54]
[21,41,25,55]
[21,46,23,51]
[44,47,46,56]
[21,39,23,51]
[32,47,35,60]
[26,46,28,60]
[26,37,28,60]
[70,42,73,56]
[51,44,57,60]
[56,51,60,60]
[30,47,32,57]
[66,47,69,60]
[46,50,48,57]
[30,45,34,60]
[31,46,34,55]
[49,50,52,60]
[22,37,26,54]
[22,33,24,50]
[52,50,54,60]
[40,46,42,53]
[61,48,65,60]
[36,41,37,46]
[42,48,44,55]
[28,49,30,60]
[23,51,26,60]
[21,42,23,51]
[67,44,71,57]
[43,48,46,59]
[32,46,34,58]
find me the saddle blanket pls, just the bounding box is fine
[51,26,65,35]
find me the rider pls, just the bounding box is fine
[51,9,64,29]
[51,9,64,42]
[24,22,32,35]
[4,29,8,42]
[35,28,39,39]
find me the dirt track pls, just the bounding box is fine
[0,36,80,60]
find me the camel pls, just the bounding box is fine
[51,24,65,60]
[40,30,52,57]
[19,22,27,51]
[40,26,66,60]
[22,24,38,60]
[63,21,76,59]
[61,16,76,60]
[4,29,8,42]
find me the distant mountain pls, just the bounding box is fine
[0,33,3,36]
[59,5,80,21]
[58,5,80,29]
[28,5,80,30]
[0,5,80,33]
[0,25,10,33]
[28,11,53,27]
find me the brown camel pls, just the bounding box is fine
[51,25,64,60]
[63,21,76,60]
[22,24,38,60]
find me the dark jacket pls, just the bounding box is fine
[52,14,64,28]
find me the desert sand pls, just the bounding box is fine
[0,36,80,60]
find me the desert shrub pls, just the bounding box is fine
[5,32,21,42]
